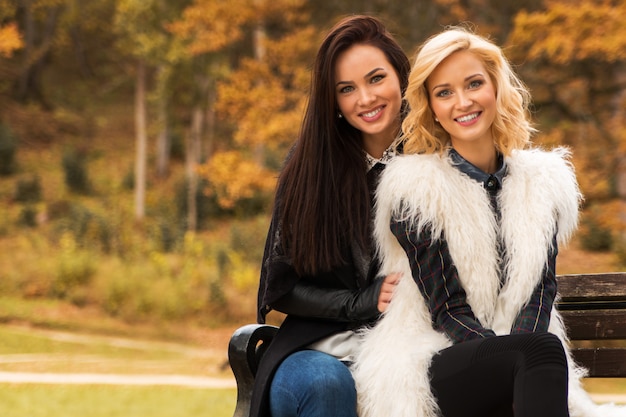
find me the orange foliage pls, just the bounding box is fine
[167,0,254,55]
[197,150,276,209]
[0,23,23,58]
[216,58,307,150]
[510,0,626,64]
[535,126,613,201]
[215,25,316,151]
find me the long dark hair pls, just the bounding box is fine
[277,15,410,276]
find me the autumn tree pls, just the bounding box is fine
[167,0,256,228]
[11,0,68,108]
[113,0,190,221]
[169,0,312,222]
[2,0,119,139]
[508,0,626,244]
[0,2,23,104]
[207,1,319,212]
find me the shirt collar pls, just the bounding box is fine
[365,144,397,172]
[448,148,507,189]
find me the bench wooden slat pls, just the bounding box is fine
[556,272,626,378]
[560,309,626,340]
[570,347,626,377]
[557,273,626,302]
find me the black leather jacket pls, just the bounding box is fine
[272,275,383,322]
[249,163,385,417]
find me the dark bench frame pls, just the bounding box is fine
[228,272,626,417]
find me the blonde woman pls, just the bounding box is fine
[353,27,626,417]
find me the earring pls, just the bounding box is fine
[338,112,343,119]
[435,117,439,122]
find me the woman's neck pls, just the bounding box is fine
[453,143,498,173]
[362,128,399,159]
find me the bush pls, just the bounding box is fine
[174,176,273,230]
[47,200,72,220]
[62,147,91,194]
[0,123,17,176]
[150,217,185,253]
[613,234,626,267]
[18,205,38,228]
[174,176,224,229]
[579,206,613,251]
[121,165,134,190]
[100,259,211,322]
[51,234,97,300]
[229,216,269,261]
[14,174,42,202]
[54,203,113,252]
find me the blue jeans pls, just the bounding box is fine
[269,350,357,417]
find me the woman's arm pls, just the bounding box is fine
[510,236,558,333]
[390,219,495,343]
[272,273,399,322]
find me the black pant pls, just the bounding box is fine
[430,332,570,417]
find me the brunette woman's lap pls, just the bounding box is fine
[269,350,357,417]
[429,332,569,417]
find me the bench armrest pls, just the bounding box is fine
[228,324,279,417]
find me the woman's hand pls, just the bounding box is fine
[377,272,401,312]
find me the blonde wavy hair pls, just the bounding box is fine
[401,26,535,156]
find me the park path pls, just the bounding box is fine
[0,371,623,406]
[0,324,236,389]
[0,371,235,388]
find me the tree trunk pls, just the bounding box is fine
[155,65,170,177]
[204,86,216,161]
[134,60,147,221]
[253,13,266,165]
[15,0,60,107]
[186,105,203,231]
[156,97,170,177]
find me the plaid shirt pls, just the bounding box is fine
[389,149,558,343]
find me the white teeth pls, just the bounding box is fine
[363,108,381,118]
[456,113,478,123]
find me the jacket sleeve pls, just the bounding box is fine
[510,235,558,333]
[271,278,384,322]
[257,200,381,324]
[257,211,293,323]
[390,218,496,343]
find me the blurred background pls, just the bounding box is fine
[0,1,625,414]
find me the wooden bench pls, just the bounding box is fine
[556,272,626,377]
[228,272,626,417]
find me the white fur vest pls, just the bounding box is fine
[352,148,626,417]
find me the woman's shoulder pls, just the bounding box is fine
[382,153,447,182]
[376,153,452,206]
[508,147,573,170]
[507,147,580,201]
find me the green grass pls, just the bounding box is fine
[0,321,239,416]
[0,323,225,376]
[0,321,239,415]
[0,385,236,417]
[0,324,176,358]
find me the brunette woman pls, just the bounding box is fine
[251,15,409,417]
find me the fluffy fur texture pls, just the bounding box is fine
[351,148,626,417]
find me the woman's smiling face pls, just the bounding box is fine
[427,50,497,152]
[334,43,402,155]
